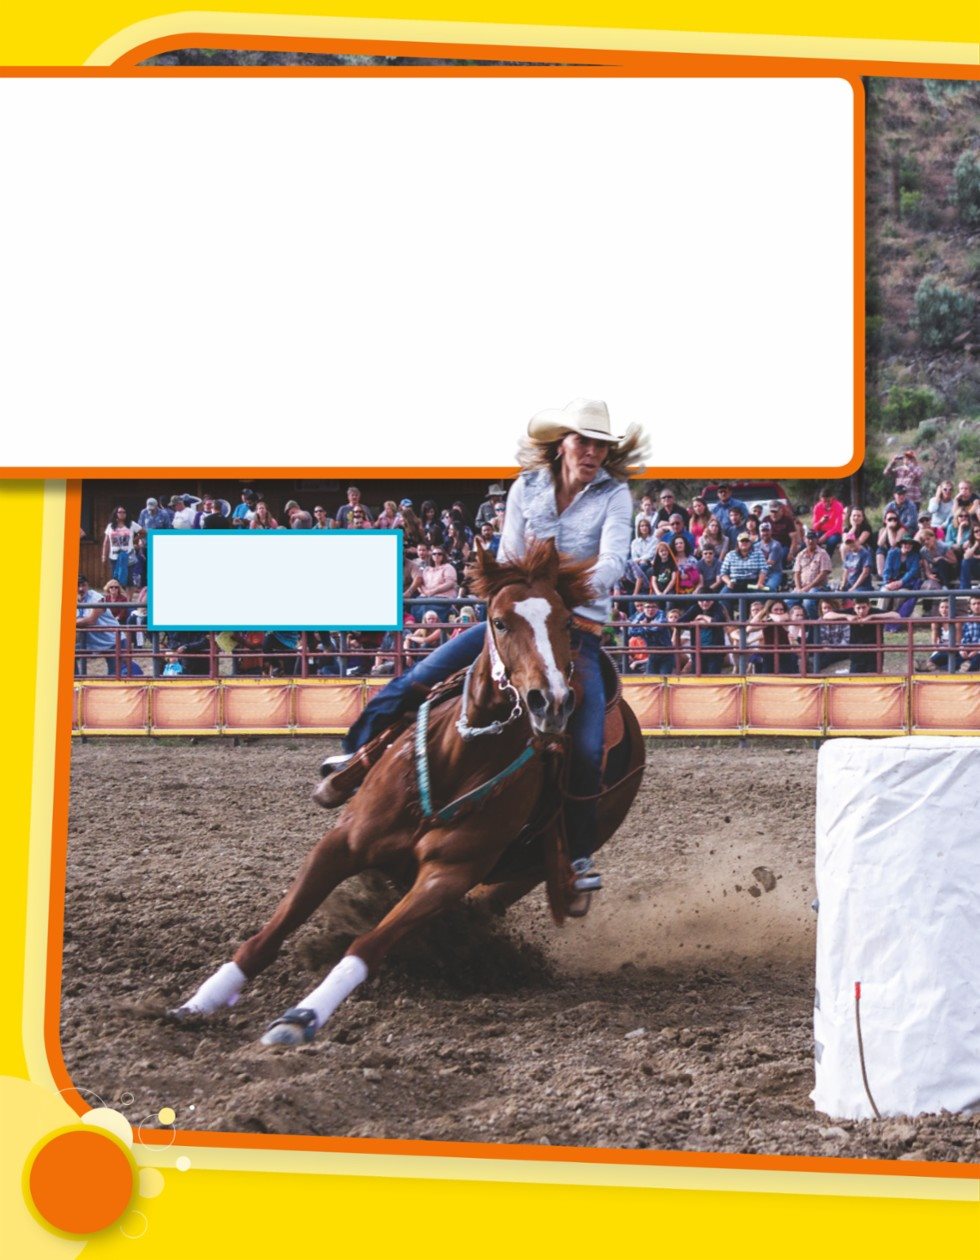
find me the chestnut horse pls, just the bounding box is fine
[172,539,645,1046]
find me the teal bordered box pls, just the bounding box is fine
[147,530,403,631]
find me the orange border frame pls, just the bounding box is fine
[51,479,980,1178]
[33,25,980,1185]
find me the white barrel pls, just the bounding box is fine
[812,737,980,1119]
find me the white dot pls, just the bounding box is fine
[175,1156,191,1172]
[139,1167,166,1198]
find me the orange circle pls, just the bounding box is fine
[27,1128,134,1236]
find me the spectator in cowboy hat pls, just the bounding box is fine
[475,482,508,528]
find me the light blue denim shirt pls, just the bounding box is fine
[497,467,633,623]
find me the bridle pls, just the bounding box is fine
[455,619,523,741]
[455,603,573,743]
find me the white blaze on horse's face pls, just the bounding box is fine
[511,595,574,734]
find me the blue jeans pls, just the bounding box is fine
[343,621,605,861]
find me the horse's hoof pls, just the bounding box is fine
[566,891,592,919]
[259,1007,318,1047]
[166,1005,197,1022]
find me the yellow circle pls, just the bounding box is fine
[157,1107,176,1126]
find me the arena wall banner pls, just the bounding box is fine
[2,6,980,1260]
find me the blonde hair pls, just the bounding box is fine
[515,423,649,483]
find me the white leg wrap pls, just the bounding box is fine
[299,955,369,1029]
[182,961,248,1015]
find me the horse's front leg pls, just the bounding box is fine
[170,823,357,1019]
[261,829,484,1046]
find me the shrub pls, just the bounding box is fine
[953,151,980,227]
[958,426,980,462]
[866,315,885,358]
[899,189,922,221]
[882,384,942,427]
[915,419,939,444]
[899,155,923,193]
[899,189,936,229]
[913,276,974,350]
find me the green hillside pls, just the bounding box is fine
[865,77,980,499]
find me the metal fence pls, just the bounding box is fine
[74,590,980,680]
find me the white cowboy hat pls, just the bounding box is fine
[527,398,625,445]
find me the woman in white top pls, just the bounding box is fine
[101,506,135,589]
[627,517,658,593]
[323,400,647,895]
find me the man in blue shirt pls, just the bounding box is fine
[138,497,172,530]
[628,600,674,674]
[231,489,258,527]
[660,512,696,554]
[75,577,142,676]
[720,533,766,593]
[755,520,786,592]
[710,485,749,527]
[884,486,918,533]
[881,535,922,613]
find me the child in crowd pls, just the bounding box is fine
[959,595,980,672]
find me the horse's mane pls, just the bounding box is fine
[469,537,595,610]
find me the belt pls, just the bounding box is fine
[571,614,604,638]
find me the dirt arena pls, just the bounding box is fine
[63,738,978,1163]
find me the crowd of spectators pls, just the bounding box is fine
[76,467,980,679]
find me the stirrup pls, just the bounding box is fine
[571,856,602,892]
